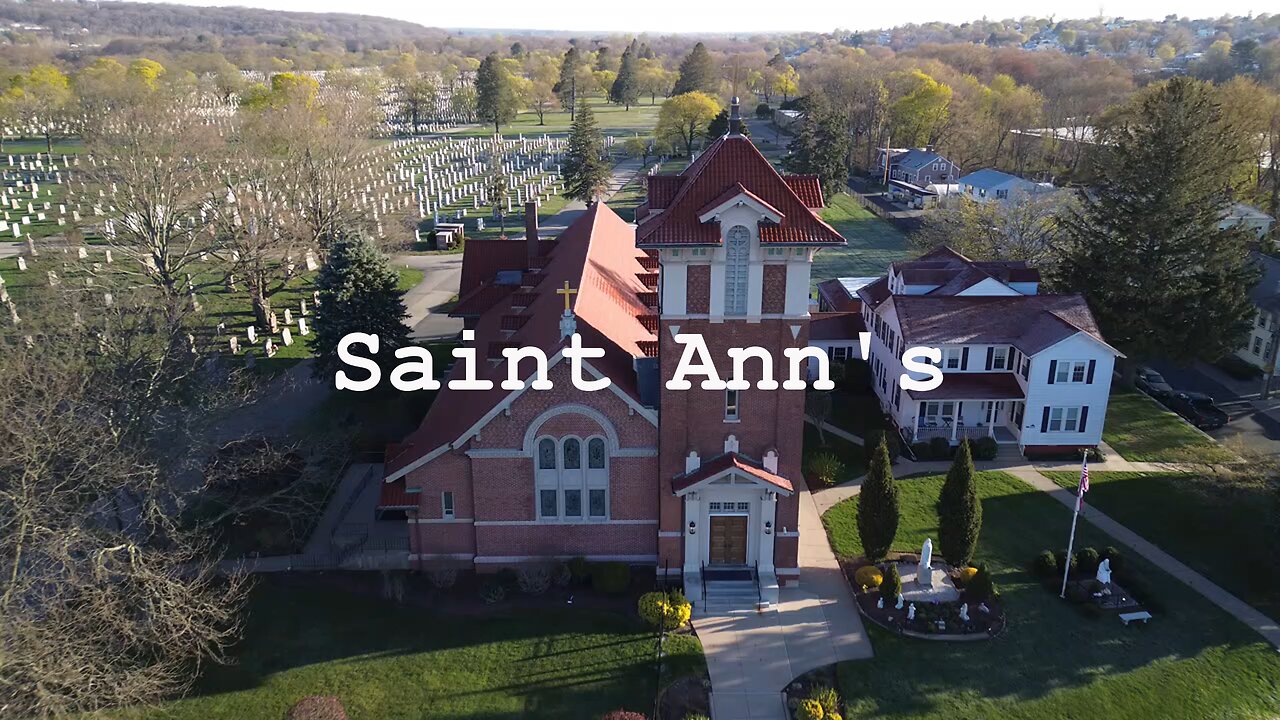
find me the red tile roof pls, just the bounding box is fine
[378,478,417,509]
[906,372,1025,401]
[636,136,845,247]
[451,283,515,317]
[387,202,656,478]
[647,175,685,209]
[696,182,785,221]
[784,175,824,209]
[458,238,552,298]
[671,452,794,495]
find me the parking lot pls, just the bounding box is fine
[1149,361,1280,456]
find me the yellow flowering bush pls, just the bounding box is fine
[957,566,979,586]
[637,590,692,630]
[796,698,825,720]
[853,566,884,590]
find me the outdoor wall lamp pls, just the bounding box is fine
[764,521,773,535]
[688,521,697,535]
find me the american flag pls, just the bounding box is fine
[1076,456,1090,511]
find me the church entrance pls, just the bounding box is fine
[708,515,748,566]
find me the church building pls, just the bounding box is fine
[382,101,847,604]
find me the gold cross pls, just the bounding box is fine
[556,281,578,313]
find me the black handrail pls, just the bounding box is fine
[754,559,762,608]
[700,561,707,606]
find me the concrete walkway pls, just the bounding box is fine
[696,477,874,720]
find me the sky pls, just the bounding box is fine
[144,0,1268,34]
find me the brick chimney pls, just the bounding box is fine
[524,201,538,262]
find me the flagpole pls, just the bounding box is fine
[1059,455,1088,599]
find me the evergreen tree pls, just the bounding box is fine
[1053,77,1259,379]
[553,47,581,112]
[563,100,609,202]
[937,440,982,567]
[857,438,900,561]
[475,52,514,133]
[704,108,751,140]
[672,42,717,96]
[783,96,850,200]
[310,234,409,379]
[610,44,640,110]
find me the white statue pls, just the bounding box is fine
[1096,558,1112,586]
[895,593,904,610]
[959,603,970,622]
[918,538,936,588]
[907,603,916,620]
[877,597,884,609]
[978,602,991,614]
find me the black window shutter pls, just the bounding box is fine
[1078,407,1089,433]
[1086,360,1096,384]
[1010,346,1017,369]
[961,347,969,370]
[1047,360,1057,384]
[1040,406,1050,432]
[985,347,994,371]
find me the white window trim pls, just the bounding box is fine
[442,491,455,519]
[534,434,610,523]
[725,388,741,423]
[1054,360,1090,384]
[1047,406,1081,433]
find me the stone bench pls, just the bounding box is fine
[1119,611,1152,626]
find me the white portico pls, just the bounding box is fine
[675,436,794,609]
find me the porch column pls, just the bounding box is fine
[682,493,701,574]
[759,491,777,572]
[950,401,961,443]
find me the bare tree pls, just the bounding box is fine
[911,192,1076,270]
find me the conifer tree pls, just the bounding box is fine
[783,96,850,200]
[1053,77,1258,379]
[937,440,982,567]
[672,42,717,96]
[475,52,514,133]
[610,43,640,110]
[704,108,752,140]
[310,234,408,379]
[857,438,900,561]
[563,100,609,202]
[553,47,582,112]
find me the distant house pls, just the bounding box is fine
[1221,203,1275,240]
[1237,251,1280,370]
[957,169,1053,204]
[856,247,1121,456]
[875,148,962,208]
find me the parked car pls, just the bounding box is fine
[1166,391,1230,430]
[1135,366,1174,398]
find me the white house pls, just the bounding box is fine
[1221,203,1275,240]
[957,168,1053,204]
[1237,251,1280,370]
[857,247,1121,457]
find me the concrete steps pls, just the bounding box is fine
[995,445,1025,462]
[697,579,767,615]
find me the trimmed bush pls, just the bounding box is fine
[865,428,901,461]
[1055,549,1079,576]
[796,698,825,720]
[638,590,692,630]
[568,556,591,583]
[1102,546,1125,573]
[853,565,884,590]
[909,441,933,460]
[956,566,978,586]
[808,451,845,488]
[879,562,902,605]
[857,438,899,560]
[1076,547,1101,575]
[755,102,772,119]
[938,441,982,567]
[479,580,505,604]
[966,562,996,601]
[1034,550,1058,578]
[928,436,952,459]
[592,562,631,594]
[496,567,519,590]
[517,566,553,595]
[971,436,998,461]
[286,696,348,720]
[426,567,458,589]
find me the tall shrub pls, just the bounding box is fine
[857,438,899,561]
[938,440,982,566]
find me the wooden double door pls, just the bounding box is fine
[708,515,748,566]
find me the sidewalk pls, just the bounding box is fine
[697,477,874,720]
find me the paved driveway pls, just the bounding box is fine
[1150,360,1280,456]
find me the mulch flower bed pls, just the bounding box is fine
[841,555,1007,640]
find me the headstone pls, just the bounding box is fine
[229,336,240,354]
[16,257,26,271]
[247,325,257,344]
[281,328,293,346]
[298,317,309,336]
[264,338,277,358]
[283,308,293,325]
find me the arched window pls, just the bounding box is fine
[535,435,609,521]
[724,225,750,316]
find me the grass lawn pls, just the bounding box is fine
[453,98,660,139]
[1,136,86,156]
[823,471,1280,719]
[804,421,868,483]
[814,193,912,287]
[1103,390,1235,463]
[1042,470,1280,619]
[119,579,702,720]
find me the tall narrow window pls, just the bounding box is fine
[563,438,581,469]
[725,389,740,421]
[538,439,556,470]
[588,438,606,469]
[441,491,455,519]
[724,225,750,315]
